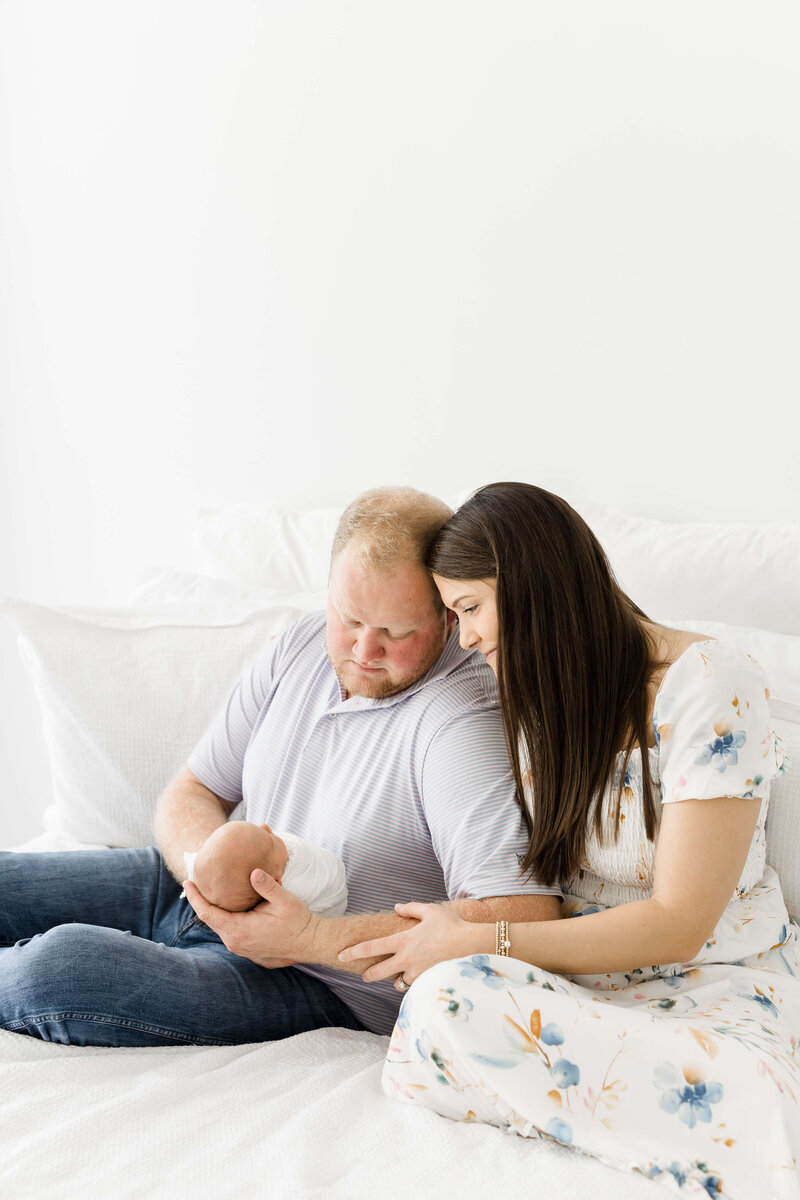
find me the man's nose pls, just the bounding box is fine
[354,628,384,662]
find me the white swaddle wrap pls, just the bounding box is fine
[183,832,348,917]
[279,832,348,917]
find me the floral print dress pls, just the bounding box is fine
[383,641,798,1199]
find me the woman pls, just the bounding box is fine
[340,483,798,1199]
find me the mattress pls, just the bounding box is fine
[0,1024,660,1199]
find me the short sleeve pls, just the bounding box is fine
[653,640,787,805]
[420,707,562,900]
[187,639,281,804]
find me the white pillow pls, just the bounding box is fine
[195,498,800,636]
[578,502,800,637]
[3,596,798,923]
[0,599,308,849]
[657,619,800,706]
[765,698,800,924]
[131,566,326,616]
[194,494,468,594]
[195,503,344,592]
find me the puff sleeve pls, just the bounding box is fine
[653,641,787,806]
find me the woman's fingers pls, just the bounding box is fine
[339,903,428,963]
[362,956,402,984]
[338,905,432,983]
[394,902,428,921]
[338,934,398,964]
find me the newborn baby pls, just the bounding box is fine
[184,821,348,916]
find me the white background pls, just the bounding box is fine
[1,1,798,842]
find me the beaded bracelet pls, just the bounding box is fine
[496,919,511,956]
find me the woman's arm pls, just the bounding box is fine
[340,795,762,984]
[182,878,559,974]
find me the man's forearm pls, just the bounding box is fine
[307,893,561,974]
[155,766,235,883]
[182,869,564,975]
[308,911,414,973]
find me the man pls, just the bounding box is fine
[0,488,560,1046]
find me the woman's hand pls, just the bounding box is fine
[338,902,482,988]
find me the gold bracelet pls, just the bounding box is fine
[495,920,511,957]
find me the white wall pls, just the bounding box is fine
[1,1,799,843]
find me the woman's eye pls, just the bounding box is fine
[462,606,477,616]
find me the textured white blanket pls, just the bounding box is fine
[0,1026,659,1199]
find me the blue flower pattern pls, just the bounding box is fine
[550,1058,580,1088]
[382,641,799,1198]
[691,727,747,773]
[654,1063,724,1128]
[545,1117,573,1144]
[648,1163,723,1197]
[459,955,508,989]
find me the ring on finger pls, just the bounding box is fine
[395,976,409,992]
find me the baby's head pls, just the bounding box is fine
[193,822,288,911]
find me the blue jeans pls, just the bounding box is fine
[0,847,361,1047]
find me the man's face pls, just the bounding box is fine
[327,545,450,699]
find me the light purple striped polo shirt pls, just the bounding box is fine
[188,612,559,1034]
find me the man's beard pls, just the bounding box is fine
[329,632,447,700]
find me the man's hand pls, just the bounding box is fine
[183,870,321,968]
[184,878,561,980]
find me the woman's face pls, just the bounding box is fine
[432,575,499,674]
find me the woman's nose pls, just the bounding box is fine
[458,621,477,651]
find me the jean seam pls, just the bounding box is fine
[152,847,170,941]
[1,1011,236,1046]
[168,914,205,947]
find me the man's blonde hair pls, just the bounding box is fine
[330,487,453,578]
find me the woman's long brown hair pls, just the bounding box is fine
[427,482,659,889]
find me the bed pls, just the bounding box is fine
[2,496,799,1199]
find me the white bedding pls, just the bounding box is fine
[4,501,799,1199]
[0,1025,658,1199]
